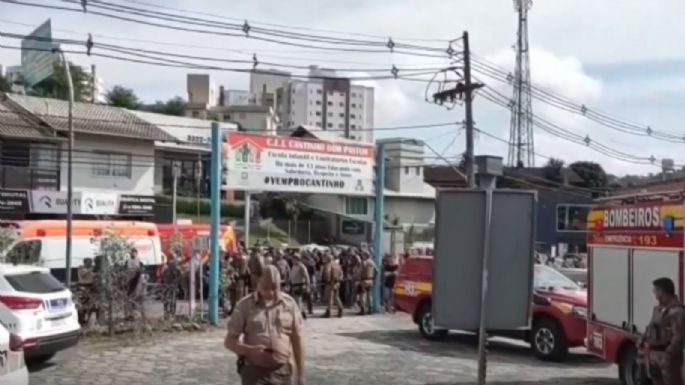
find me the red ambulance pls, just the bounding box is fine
[586,193,683,385]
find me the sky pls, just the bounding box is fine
[1,0,684,176]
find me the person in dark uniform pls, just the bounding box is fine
[639,277,685,385]
[161,257,182,319]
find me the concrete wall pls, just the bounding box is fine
[383,197,435,226]
[63,133,155,195]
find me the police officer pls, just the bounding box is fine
[640,277,685,385]
[248,249,264,293]
[228,253,250,315]
[356,251,378,315]
[161,257,182,319]
[289,253,310,320]
[321,251,343,318]
[225,266,305,385]
[274,250,291,292]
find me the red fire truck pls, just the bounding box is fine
[586,193,683,385]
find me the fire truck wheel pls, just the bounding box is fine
[417,302,448,341]
[531,318,568,361]
[618,345,640,385]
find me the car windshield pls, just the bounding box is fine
[534,265,581,291]
[5,271,65,293]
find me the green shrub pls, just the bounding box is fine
[155,195,243,217]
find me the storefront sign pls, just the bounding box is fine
[0,189,154,216]
[224,133,375,195]
[118,195,155,216]
[0,190,29,213]
[341,219,366,235]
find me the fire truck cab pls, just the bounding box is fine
[586,192,684,385]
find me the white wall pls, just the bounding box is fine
[63,133,155,195]
[383,197,435,226]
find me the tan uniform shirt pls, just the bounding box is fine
[227,292,302,366]
[78,266,94,284]
[361,259,377,280]
[322,261,342,284]
[290,262,310,286]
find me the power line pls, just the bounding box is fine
[115,0,451,43]
[0,41,438,83]
[0,108,463,132]
[0,17,452,65]
[476,85,662,166]
[1,0,452,58]
[470,53,685,143]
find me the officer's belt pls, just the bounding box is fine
[649,344,668,351]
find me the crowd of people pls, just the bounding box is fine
[73,242,407,323]
[219,244,403,319]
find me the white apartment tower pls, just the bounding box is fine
[260,66,374,143]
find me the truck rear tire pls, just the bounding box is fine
[531,318,568,361]
[618,345,641,385]
[417,302,448,341]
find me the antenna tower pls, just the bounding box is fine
[508,0,534,167]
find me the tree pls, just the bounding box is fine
[570,161,608,189]
[141,96,187,116]
[0,74,11,92]
[543,158,565,183]
[106,85,140,109]
[31,61,88,102]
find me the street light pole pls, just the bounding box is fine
[55,49,75,286]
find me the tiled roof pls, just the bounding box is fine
[0,97,54,140]
[290,125,369,145]
[6,94,177,141]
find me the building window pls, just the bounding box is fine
[316,100,322,105]
[327,123,333,128]
[223,114,231,121]
[339,123,344,128]
[556,204,592,232]
[351,124,356,129]
[416,166,421,175]
[316,111,321,116]
[327,112,332,117]
[92,151,132,178]
[192,111,199,118]
[339,113,344,118]
[352,103,357,108]
[339,102,344,107]
[327,101,333,106]
[316,89,322,94]
[351,92,357,97]
[316,122,322,127]
[346,197,368,215]
[350,114,356,119]
[405,167,409,174]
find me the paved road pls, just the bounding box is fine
[30,312,617,385]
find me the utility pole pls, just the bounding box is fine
[90,64,97,103]
[55,49,75,286]
[432,31,482,188]
[172,161,180,225]
[462,31,476,188]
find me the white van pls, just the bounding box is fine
[1,221,163,282]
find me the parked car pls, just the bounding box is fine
[393,257,587,361]
[0,322,28,385]
[0,263,80,363]
[558,267,587,288]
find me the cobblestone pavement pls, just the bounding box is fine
[29,311,617,385]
